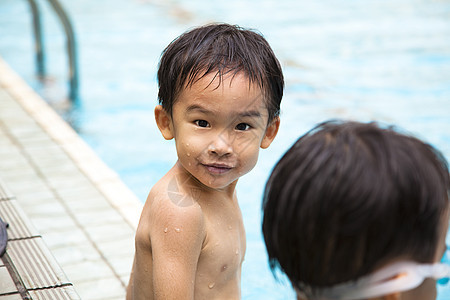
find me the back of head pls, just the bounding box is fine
[157,23,284,121]
[262,120,450,295]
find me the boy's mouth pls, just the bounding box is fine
[202,163,233,175]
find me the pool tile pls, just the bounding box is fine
[0,266,17,294]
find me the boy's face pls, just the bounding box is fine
[156,71,279,190]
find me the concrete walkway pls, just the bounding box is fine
[0,57,143,299]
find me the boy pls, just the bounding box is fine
[127,23,284,300]
[262,120,450,300]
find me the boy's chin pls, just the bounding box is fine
[190,174,239,191]
[178,162,246,191]
[198,177,237,190]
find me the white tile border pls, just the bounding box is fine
[0,57,142,229]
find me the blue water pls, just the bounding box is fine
[1,0,450,299]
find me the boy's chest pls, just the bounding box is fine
[197,208,246,284]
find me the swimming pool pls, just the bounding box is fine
[1,0,450,298]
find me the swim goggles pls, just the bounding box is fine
[297,248,450,300]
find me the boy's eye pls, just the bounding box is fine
[195,120,210,128]
[236,123,251,131]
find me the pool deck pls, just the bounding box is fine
[0,57,143,299]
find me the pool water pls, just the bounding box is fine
[1,0,450,299]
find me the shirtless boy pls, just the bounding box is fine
[127,23,284,300]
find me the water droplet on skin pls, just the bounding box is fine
[235,249,239,255]
[228,225,232,230]
[175,228,181,232]
[187,153,191,157]
[164,228,168,233]
[208,282,215,289]
[188,162,191,166]
[222,265,227,271]
[186,143,190,147]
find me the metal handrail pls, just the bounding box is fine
[27,0,45,77]
[27,0,79,101]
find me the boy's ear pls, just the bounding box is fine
[261,117,280,149]
[155,105,174,140]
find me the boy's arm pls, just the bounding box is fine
[149,197,205,300]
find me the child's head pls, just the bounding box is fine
[155,23,283,190]
[157,23,284,123]
[262,120,450,299]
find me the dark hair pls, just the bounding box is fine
[262,120,450,291]
[157,23,284,122]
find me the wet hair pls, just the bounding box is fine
[262,120,450,291]
[157,23,284,122]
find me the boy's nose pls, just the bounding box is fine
[208,136,233,157]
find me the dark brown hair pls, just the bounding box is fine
[157,23,284,122]
[262,120,449,292]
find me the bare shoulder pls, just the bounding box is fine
[143,173,207,246]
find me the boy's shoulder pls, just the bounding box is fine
[139,170,206,240]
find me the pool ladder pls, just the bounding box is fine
[27,0,79,101]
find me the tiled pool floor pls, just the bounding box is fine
[0,57,143,300]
